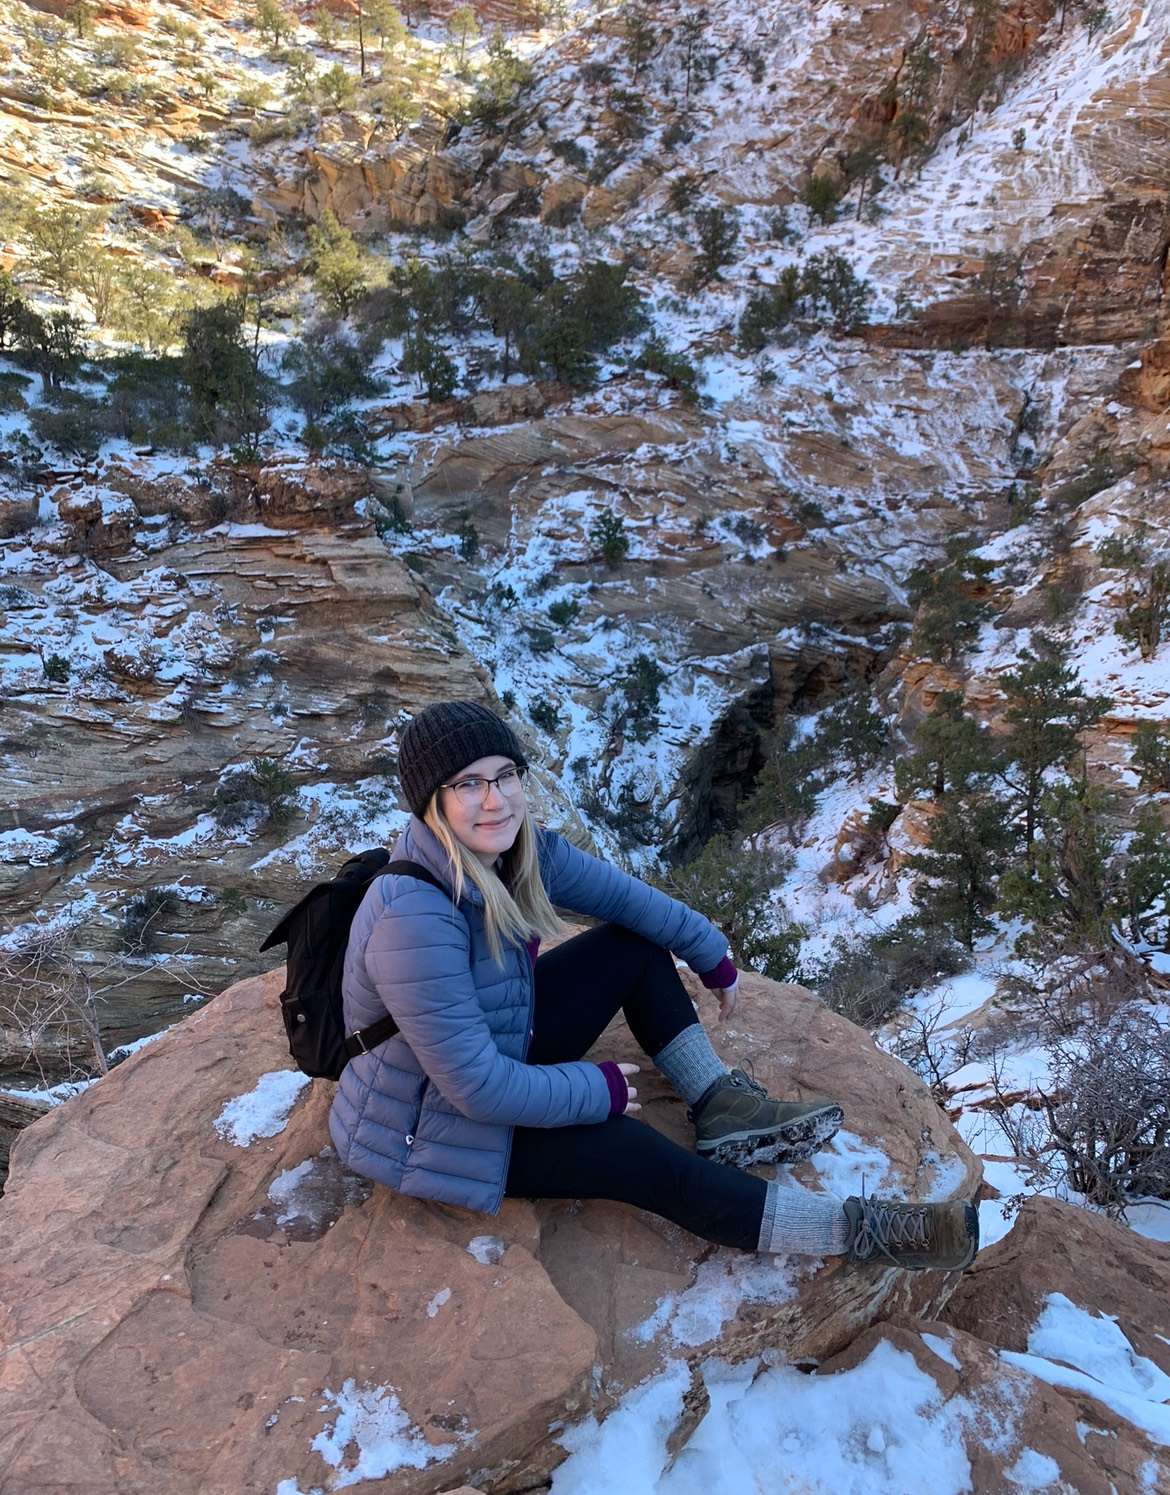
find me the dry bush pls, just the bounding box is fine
[1043,1004,1170,1217]
[0,921,107,1080]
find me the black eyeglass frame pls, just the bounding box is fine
[439,765,529,804]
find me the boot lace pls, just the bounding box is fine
[851,1192,931,1263]
[727,1061,766,1098]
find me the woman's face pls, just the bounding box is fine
[438,754,526,867]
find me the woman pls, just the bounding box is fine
[330,701,977,1271]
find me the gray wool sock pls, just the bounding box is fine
[652,1023,728,1107]
[758,1181,851,1257]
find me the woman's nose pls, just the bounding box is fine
[482,779,505,808]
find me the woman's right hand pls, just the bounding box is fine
[619,1062,641,1114]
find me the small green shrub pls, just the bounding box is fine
[636,333,698,401]
[1131,720,1170,791]
[490,581,519,610]
[42,652,71,682]
[217,886,247,916]
[802,918,970,1031]
[213,758,297,830]
[552,138,588,170]
[590,509,629,567]
[527,625,555,655]
[374,494,412,536]
[117,887,179,955]
[530,699,559,732]
[0,371,31,411]
[547,598,581,627]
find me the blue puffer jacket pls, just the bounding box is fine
[329,816,728,1214]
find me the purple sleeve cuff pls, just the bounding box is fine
[597,1061,629,1117]
[699,955,738,990]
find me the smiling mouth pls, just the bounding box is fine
[476,815,513,830]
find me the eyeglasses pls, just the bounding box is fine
[440,765,528,806]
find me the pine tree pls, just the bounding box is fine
[306,211,368,315]
[895,690,990,801]
[1124,803,1170,947]
[622,3,656,83]
[691,206,739,286]
[999,638,1113,857]
[818,679,889,780]
[656,836,804,981]
[675,9,708,98]
[906,537,994,662]
[448,3,479,64]
[0,270,30,350]
[908,790,1016,949]
[997,778,1120,951]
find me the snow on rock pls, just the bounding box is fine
[214,1068,310,1147]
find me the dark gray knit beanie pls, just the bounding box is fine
[399,701,527,816]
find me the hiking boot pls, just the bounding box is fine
[842,1193,979,1272]
[689,1067,844,1168]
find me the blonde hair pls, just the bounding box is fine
[424,792,562,965]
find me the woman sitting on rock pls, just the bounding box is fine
[330,700,978,1271]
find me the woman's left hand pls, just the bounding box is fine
[714,980,739,1023]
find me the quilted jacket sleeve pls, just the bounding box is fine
[537,827,729,975]
[363,878,611,1129]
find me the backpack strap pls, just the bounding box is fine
[342,859,452,1061]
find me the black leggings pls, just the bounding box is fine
[504,924,767,1251]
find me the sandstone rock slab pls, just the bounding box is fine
[0,960,979,1494]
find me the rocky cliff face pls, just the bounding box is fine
[0,462,489,1050]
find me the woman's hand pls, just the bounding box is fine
[714,980,739,1023]
[618,1062,641,1114]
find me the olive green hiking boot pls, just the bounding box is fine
[842,1194,979,1272]
[689,1067,844,1168]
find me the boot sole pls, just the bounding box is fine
[697,1104,844,1168]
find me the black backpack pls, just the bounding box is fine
[260,848,450,1080]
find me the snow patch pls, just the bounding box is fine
[632,1249,805,1349]
[214,1069,310,1146]
[310,1379,462,1487]
[467,1235,506,1265]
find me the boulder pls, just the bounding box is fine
[812,1313,1168,1495]
[941,1194,1170,1380]
[0,960,980,1494]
